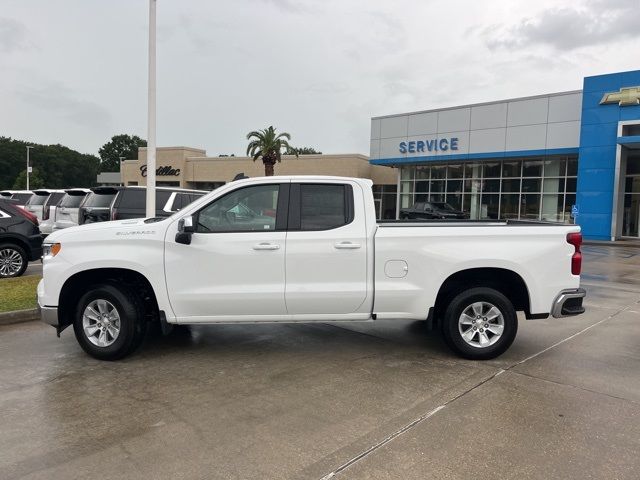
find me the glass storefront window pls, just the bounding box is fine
[430,180,445,193]
[481,194,500,219]
[415,166,430,180]
[521,194,541,219]
[502,161,522,177]
[447,164,464,179]
[522,178,541,192]
[482,179,500,193]
[431,165,446,179]
[446,180,463,194]
[500,194,519,219]
[543,178,564,193]
[398,155,577,222]
[464,163,481,178]
[502,178,520,192]
[541,194,565,222]
[543,158,566,177]
[523,160,543,177]
[415,180,429,194]
[483,162,501,178]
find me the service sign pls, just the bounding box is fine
[399,137,459,154]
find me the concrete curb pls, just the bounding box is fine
[0,308,39,326]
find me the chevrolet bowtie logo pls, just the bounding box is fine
[600,86,640,106]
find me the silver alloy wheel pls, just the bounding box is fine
[0,248,23,277]
[82,299,121,347]
[458,301,505,349]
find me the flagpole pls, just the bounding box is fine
[146,0,157,217]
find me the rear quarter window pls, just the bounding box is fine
[84,192,116,208]
[59,193,87,208]
[12,193,34,204]
[27,194,49,206]
[47,192,65,206]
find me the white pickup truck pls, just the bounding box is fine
[37,176,585,361]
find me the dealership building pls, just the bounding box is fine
[370,70,640,240]
[119,148,398,219]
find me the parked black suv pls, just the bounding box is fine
[400,201,468,220]
[0,199,43,278]
[79,186,206,224]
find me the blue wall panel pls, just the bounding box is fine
[577,70,640,239]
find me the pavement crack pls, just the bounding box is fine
[318,303,636,480]
[508,370,640,406]
[317,368,505,480]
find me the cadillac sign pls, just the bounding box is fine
[140,165,181,177]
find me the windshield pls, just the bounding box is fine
[83,192,116,208]
[59,193,87,208]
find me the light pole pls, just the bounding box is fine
[26,146,34,190]
[146,0,157,218]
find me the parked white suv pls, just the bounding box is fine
[38,176,585,361]
[51,189,91,232]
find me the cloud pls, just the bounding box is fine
[481,0,639,51]
[17,82,112,130]
[0,17,32,53]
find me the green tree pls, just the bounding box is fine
[98,134,147,173]
[246,126,297,176]
[12,169,45,189]
[0,137,100,190]
[285,146,321,155]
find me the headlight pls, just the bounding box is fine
[42,242,61,259]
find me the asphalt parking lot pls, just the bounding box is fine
[1,245,639,480]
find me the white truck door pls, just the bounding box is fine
[285,182,368,315]
[165,183,288,320]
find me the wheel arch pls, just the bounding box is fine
[58,268,160,333]
[433,267,532,324]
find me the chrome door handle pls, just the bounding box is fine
[334,242,361,249]
[253,243,280,251]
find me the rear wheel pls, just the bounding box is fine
[441,287,517,360]
[73,283,147,360]
[0,243,27,278]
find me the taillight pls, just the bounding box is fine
[43,206,50,220]
[111,208,118,220]
[15,206,39,226]
[566,232,582,275]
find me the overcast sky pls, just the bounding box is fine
[1,0,639,158]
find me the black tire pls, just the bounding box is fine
[73,283,147,361]
[441,287,517,360]
[0,243,28,278]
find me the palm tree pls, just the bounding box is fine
[246,126,297,176]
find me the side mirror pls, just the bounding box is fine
[178,215,195,233]
[176,215,195,245]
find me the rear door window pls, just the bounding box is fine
[299,184,351,231]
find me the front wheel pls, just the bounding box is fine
[0,243,28,278]
[73,283,147,360]
[441,287,517,360]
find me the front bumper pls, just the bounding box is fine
[551,288,586,318]
[37,279,59,327]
